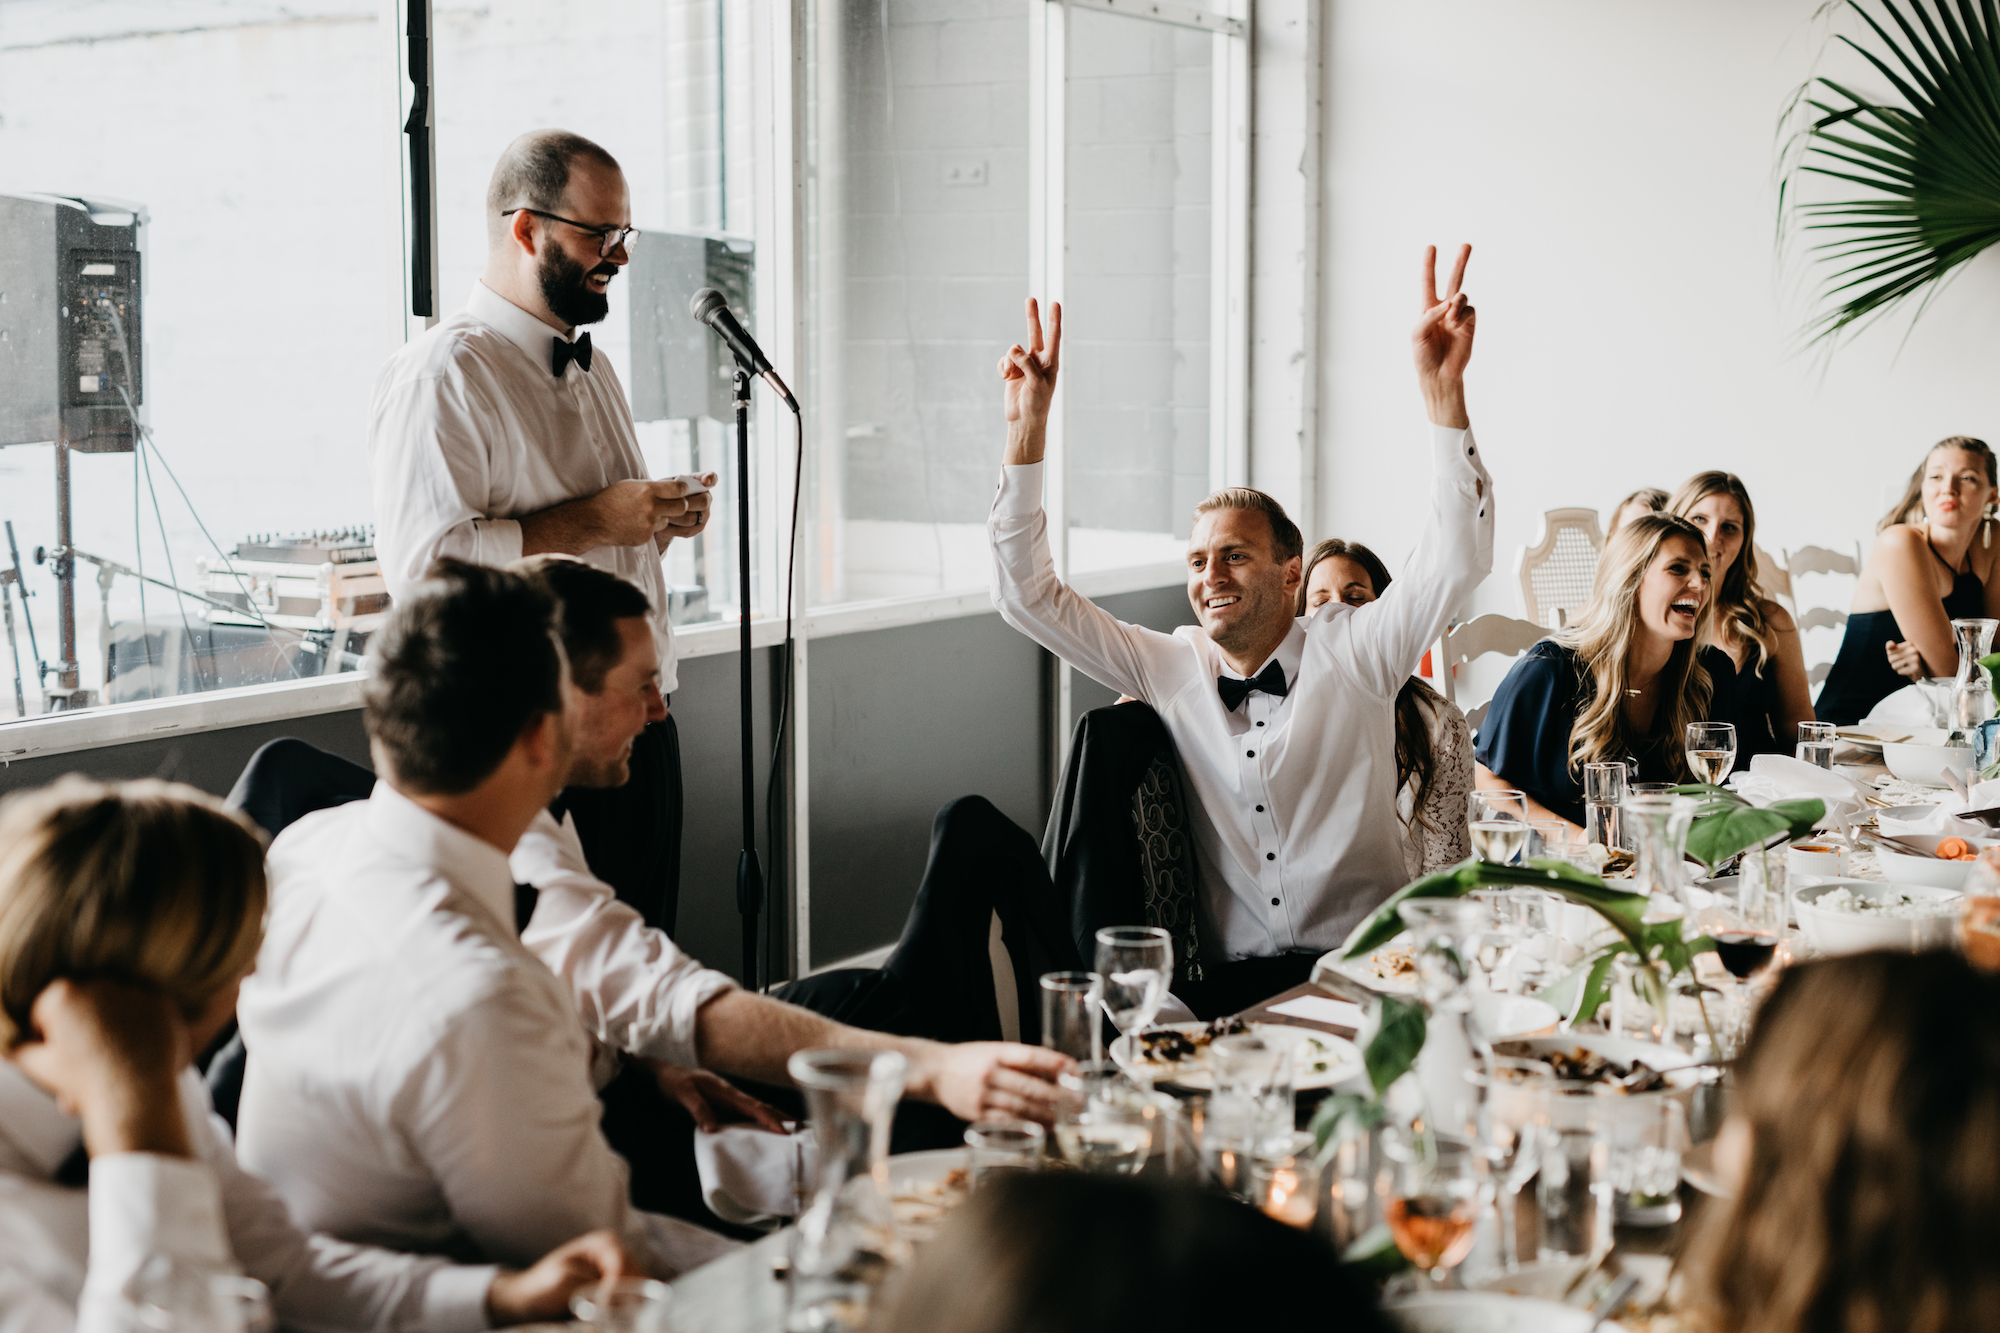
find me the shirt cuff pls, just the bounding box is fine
[472,517,525,566]
[421,1263,501,1333]
[1430,424,1486,486]
[992,462,1045,520]
[86,1154,233,1295]
[642,973,742,1069]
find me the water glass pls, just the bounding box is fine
[1796,720,1837,770]
[571,1278,674,1333]
[1054,1061,1155,1175]
[1601,1097,1688,1227]
[1468,790,1531,865]
[1039,971,1102,1062]
[1094,926,1172,1049]
[1536,1117,1613,1261]
[1527,820,1570,858]
[965,1118,1045,1186]
[1684,721,1738,786]
[1582,762,1628,851]
[1397,899,1494,1010]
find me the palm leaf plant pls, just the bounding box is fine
[1780,0,2000,342]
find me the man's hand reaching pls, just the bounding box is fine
[999,298,1062,466]
[485,1230,632,1326]
[648,1058,790,1133]
[1413,244,1475,429]
[908,1041,1072,1125]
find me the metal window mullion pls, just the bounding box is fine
[1212,3,1250,490]
[1070,0,1243,36]
[1035,0,1074,756]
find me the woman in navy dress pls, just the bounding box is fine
[1815,437,2000,725]
[1668,472,1813,758]
[1475,513,1730,835]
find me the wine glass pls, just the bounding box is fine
[1697,854,1787,1053]
[1094,926,1171,1053]
[1463,1058,1547,1271]
[1684,721,1738,786]
[1380,1128,1493,1285]
[1468,790,1530,865]
[1796,720,1838,770]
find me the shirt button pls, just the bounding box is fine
[1255,720,1264,727]
[1246,750,1255,758]
[1271,897,1280,906]
[1266,852,1276,861]
[1255,805,1265,813]
[1467,445,1475,455]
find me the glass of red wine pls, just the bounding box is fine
[1698,852,1788,1053]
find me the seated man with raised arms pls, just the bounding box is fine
[987,247,1494,1015]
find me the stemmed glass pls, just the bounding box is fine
[1380,1127,1493,1286]
[1695,854,1787,1053]
[1468,790,1530,865]
[1094,926,1172,1056]
[1796,721,1838,769]
[1463,1058,1547,1271]
[1684,721,1738,786]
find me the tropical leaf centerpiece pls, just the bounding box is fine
[1309,788,1823,1161]
[1780,0,2000,343]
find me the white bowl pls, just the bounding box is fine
[1793,879,1961,954]
[1490,1032,1708,1129]
[1388,1292,1618,1332]
[1881,739,1973,788]
[1870,832,1995,890]
[1875,803,1943,822]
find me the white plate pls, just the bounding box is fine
[1387,1292,1626,1332]
[1314,941,1419,995]
[1109,1022,1363,1091]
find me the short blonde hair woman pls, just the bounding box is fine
[1667,471,1813,757]
[1473,513,1726,835]
[0,778,628,1333]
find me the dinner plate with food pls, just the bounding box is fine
[1108,1016,1364,1091]
[1315,940,1419,995]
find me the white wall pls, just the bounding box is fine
[1313,0,2000,634]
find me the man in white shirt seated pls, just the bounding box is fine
[987,246,1495,1016]
[0,777,631,1333]
[507,556,1072,1182]
[234,562,736,1278]
[368,128,708,934]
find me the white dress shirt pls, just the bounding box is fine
[368,282,682,692]
[234,784,737,1278]
[0,1063,493,1333]
[512,809,737,1071]
[988,424,1494,958]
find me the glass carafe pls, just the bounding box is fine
[1950,618,1999,733]
[1622,792,1697,921]
[785,1049,907,1333]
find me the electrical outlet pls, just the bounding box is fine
[943,159,987,187]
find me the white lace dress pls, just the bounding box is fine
[1398,687,1474,879]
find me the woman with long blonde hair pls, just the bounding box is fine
[1474,513,1724,834]
[1668,471,1813,756]
[1816,435,2000,724]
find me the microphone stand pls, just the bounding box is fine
[731,360,763,992]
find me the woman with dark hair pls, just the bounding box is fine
[1683,950,2000,1331]
[1300,539,1472,874]
[872,1172,1392,1333]
[1815,435,2000,724]
[1475,512,1722,834]
[1668,471,1812,756]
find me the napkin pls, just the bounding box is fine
[1725,753,1868,827]
[1863,683,1940,728]
[1876,805,1989,841]
[694,1125,815,1225]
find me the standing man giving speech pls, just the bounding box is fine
[988,247,1494,1015]
[370,129,706,932]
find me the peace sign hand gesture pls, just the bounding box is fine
[999,297,1062,464]
[1413,244,1474,429]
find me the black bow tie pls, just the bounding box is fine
[551,332,593,378]
[1218,659,1289,712]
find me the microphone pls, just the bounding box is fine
[689,288,798,411]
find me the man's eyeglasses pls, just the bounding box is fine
[501,208,640,258]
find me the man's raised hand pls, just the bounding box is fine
[1413,244,1474,429]
[999,298,1061,465]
